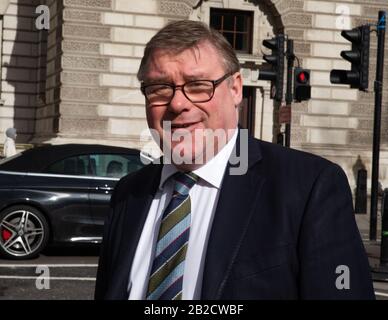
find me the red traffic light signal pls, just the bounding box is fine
[297,70,309,84]
[294,68,311,102]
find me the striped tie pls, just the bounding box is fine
[146,171,198,300]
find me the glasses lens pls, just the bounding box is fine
[184,81,214,102]
[144,84,173,106]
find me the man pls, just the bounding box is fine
[95,20,374,300]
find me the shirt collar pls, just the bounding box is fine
[159,128,238,190]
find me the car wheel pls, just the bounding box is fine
[0,205,50,259]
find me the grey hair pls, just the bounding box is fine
[137,20,240,81]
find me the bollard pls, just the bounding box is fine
[380,189,388,267]
[355,169,367,214]
[277,132,284,146]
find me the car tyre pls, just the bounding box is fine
[0,205,50,259]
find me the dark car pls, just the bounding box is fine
[0,144,149,259]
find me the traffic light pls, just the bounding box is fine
[294,68,311,102]
[330,25,370,91]
[258,34,285,101]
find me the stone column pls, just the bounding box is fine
[260,85,276,142]
[0,0,40,143]
[36,0,112,144]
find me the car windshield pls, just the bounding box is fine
[0,152,22,166]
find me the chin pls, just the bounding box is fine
[167,144,204,168]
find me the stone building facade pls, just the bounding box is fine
[0,0,387,190]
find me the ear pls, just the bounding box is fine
[229,72,243,107]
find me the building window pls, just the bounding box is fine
[210,8,253,53]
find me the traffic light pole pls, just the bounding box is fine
[370,11,386,241]
[285,39,294,148]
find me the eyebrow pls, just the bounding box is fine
[143,78,171,85]
[143,73,210,85]
[184,73,208,81]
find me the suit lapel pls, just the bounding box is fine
[107,163,162,299]
[201,133,265,299]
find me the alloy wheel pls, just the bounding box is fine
[0,207,49,259]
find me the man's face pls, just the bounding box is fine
[143,41,242,169]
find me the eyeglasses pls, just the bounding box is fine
[140,73,232,107]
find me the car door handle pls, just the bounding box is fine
[97,186,113,191]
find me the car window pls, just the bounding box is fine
[89,154,143,178]
[45,155,89,176]
[0,152,22,165]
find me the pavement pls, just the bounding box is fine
[0,247,99,300]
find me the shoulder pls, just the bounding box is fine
[254,138,334,168]
[249,138,345,185]
[256,138,328,162]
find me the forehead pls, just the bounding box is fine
[144,42,225,80]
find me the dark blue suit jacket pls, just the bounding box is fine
[95,134,375,299]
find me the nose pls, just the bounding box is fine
[168,87,191,113]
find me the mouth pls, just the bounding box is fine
[170,122,200,131]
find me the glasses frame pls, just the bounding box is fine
[140,73,232,107]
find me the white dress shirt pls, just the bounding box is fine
[128,128,238,300]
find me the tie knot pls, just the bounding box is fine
[173,172,198,196]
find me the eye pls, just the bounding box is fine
[186,81,212,92]
[146,84,172,96]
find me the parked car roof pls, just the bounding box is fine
[0,144,141,173]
